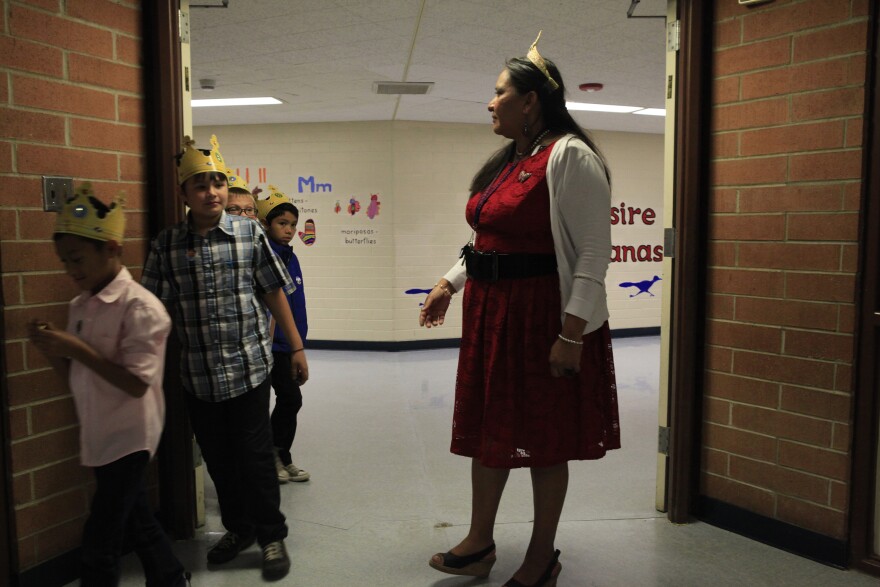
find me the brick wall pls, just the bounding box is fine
[703,0,869,539]
[0,0,147,570]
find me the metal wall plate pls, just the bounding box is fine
[41,176,73,212]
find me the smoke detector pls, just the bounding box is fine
[372,81,434,95]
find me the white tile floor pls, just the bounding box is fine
[87,337,877,586]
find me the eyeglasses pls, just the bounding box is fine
[226,206,257,217]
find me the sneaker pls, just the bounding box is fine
[285,463,310,482]
[275,455,290,484]
[262,540,291,580]
[207,531,255,564]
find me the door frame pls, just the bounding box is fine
[849,0,880,575]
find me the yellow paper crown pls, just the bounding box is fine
[54,182,126,243]
[225,169,250,192]
[526,31,559,91]
[256,185,292,220]
[176,134,227,185]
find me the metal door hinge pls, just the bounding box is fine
[179,9,190,44]
[667,20,680,52]
[664,227,676,259]
[658,426,670,455]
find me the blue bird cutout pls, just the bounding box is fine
[619,275,661,297]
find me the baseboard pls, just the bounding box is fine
[306,327,660,352]
[697,496,848,568]
[16,547,80,587]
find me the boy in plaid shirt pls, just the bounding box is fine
[141,136,307,581]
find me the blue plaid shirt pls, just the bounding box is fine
[141,213,293,402]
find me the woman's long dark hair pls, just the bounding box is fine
[470,56,610,196]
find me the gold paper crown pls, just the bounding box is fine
[225,169,250,192]
[526,31,559,91]
[256,184,292,220]
[176,134,228,185]
[54,182,126,243]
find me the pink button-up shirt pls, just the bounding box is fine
[67,267,172,467]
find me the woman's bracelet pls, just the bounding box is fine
[557,333,583,346]
[291,348,305,354]
[434,282,455,297]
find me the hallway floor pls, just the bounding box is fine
[92,337,876,586]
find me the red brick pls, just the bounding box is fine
[709,214,784,240]
[115,34,141,66]
[829,481,848,510]
[17,0,60,10]
[120,154,146,182]
[13,472,33,506]
[67,0,141,36]
[734,350,836,388]
[0,208,16,238]
[706,345,733,372]
[787,212,858,241]
[701,472,776,518]
[712,156,788,186]
[706,293,735,320]
[707,267,784,297]
[785,272,855,303]
[32,457,90,500]
[69,53,142,94]
[847,53,867,84]
[845,118,863,148]
[5,340,25,373]
[712,132,739,158]
[0,176,41,207]
[736,297,839,331]
[704,397,731,425]
[715,1,763,21]
[714,76,740,104]
[0,141,11,172]
[703,422,777,462]
[8,406,29,440]
[853,0,869,16]
[791,87,864,121]
[5,302,69,341]
[790,150,863,182]
[716,18,741,47]
[10,427,79,472]
[715,37,791,77]
[739,184,843,213]
[34,516,86,562]
[25,345,53,371]
[90,180,146,210]
[710,189,738,213]
[778,440,848,480]
[843,181,861,211]
[0,35,64,78]
[14,487,87,536]
[702,448,729,476]
[707,320,782,353]
[707,242,736,267]
[18,210,56,241]
[741,59,850,101]
[835,363,852,392]
[118,95,144,125]
[0,241,63,272]
[6,369,68,407]
[841,244,858,273]
[17,536,37,571]
[9,5,113,59]
[71,119,145,153]
[740,121,844,156]
[16,144,118,179]
[793,21,869,63]
[706,371,780,409]
[30,397,78,435]
[777,495,846,537]
[737,243,840,271]
[831,422,850,452]
[731,404,833,446]
[729,456,830,504]
[0,72,8,104]
[713,98,789,132]
[742,0,851,42]
[13,76,116,120]
[22,273,77,304]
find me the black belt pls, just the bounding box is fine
[461,244,557,282]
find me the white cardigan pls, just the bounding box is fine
[443,134,611,334]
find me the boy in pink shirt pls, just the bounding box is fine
[28,184,188,587]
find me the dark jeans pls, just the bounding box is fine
[80,451,185,587]
[184,378,287,546]
[270,351,303,466]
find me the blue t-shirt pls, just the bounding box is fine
[268,237,307,352]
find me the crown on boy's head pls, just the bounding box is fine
[54,182,126,242]
[256,184,291,220]
[176,135,227,185]
[226,169,250,192]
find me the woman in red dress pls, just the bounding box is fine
[419,33,619,587]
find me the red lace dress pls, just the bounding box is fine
[451,142,620,468]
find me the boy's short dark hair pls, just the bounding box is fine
[267,203,299,224]
[181,171,227,188]
[53,232,108,249]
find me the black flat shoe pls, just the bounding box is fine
[504,549,561,587]
[428,542,496,577]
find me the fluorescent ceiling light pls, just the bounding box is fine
[566,102,641,113]
[633,108,666,116]
[192,97,282,107]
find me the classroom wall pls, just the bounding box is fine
[194,122,665,342]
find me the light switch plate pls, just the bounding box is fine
[42,176,73,212]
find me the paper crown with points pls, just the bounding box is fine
[526,30,559,91]
[176,134,228,185]
[54,182,126,243]
[225,169,250,192]
[256,185,292,220]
